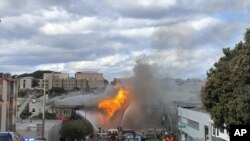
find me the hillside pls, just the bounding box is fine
[17,70,53,79]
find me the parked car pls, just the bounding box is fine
[0,132,24,141]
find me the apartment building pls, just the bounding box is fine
[37,79,49,91]
[0,77,18,131]
[75,71,104,81]
[37,72,69,90]
[76,79,87,89]
[76,71,104,88]
[51,72,105,90]
[21,71,104,91]
[63,79,77,90]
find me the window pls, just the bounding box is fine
[187,119,199,130]
[32,108,35,112]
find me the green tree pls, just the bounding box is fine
[32,112,56,119]
[60,119,93,141]
[48,87,66,97]
[32,79,39,87]
[18,89,28,98]
[20,111,32,119]
[201,29,250,131]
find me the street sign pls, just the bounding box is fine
[177,124,186,128]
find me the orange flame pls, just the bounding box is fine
[98,84,128,120]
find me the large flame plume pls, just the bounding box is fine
[98,84,129,120]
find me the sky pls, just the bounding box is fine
[0,0,250,81]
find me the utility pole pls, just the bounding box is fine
[42,79,46,139]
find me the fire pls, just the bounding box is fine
[98,84,129,120]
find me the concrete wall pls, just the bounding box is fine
[177,107,229,141]
[0,78,18,131]
[29,100,43,115]
[178,107,211,141]
[19,77,33,89]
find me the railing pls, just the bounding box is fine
[16,94,34,118]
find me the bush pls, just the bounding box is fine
[20,111,32,119]
[32,112,57,119]
[60,119,93,141]
[18,89,28,98]
[48,87,66,97]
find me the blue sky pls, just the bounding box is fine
[0,0,250,80]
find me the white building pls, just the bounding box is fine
[178,107,229,141]
[0,77,18,131]
[28,95,50,117]
[19,77,33,89]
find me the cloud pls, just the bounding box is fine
[0,0,250,80]
[152,17,240,50]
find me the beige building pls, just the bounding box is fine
[88,79,105,88]
[75,71,105,88]
[0,77,18,131]
[63,79,77,90]
[42,72,69,90]
[52,79,63,88]
[19,77,33,89]
[37,72,69,90]
[38,71,104,90]
[38,79,49,91]
[75,71,104,80]
[76,79,87,89]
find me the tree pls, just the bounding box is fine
[32,79,39,87]
[48,87,66,96]
[18,89,28,98]
[201,29,250,131]
[60,119,93,141]
[32,112,56,119]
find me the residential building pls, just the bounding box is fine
[63,79,77,90]
[19,77,33,89]
[27,71,105,90]
[88,79,105,88]
[0,77,18,131]
[76,79,87,89]
[37,72,69,90]
[43,72,69,89]
[178,107,229,141]
[75,71,104,88]
[75,71,103,80]
[37,79,49,91]
[52,79,63,88]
